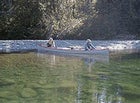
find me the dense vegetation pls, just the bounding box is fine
[0,0,140,40]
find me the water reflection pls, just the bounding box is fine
[36,53,111,103]
[83,58,95,73]
[37,53,56,66]
[83,55,109,73]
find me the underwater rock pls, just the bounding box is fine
[0,91,18,100]
[20,88,37,98]
[0,79,15,86]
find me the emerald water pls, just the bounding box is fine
[0,52,139,103]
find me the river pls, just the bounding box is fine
[0,40,140,103]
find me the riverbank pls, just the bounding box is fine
[0,40,139,53]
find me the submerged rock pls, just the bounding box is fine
[0,79,15,86]
[20,88,37,98]
[0,91,18,100]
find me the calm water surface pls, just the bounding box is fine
[0,51,139,103]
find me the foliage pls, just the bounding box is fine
[0,0,139,39]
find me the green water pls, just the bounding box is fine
[0,52,139,103]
